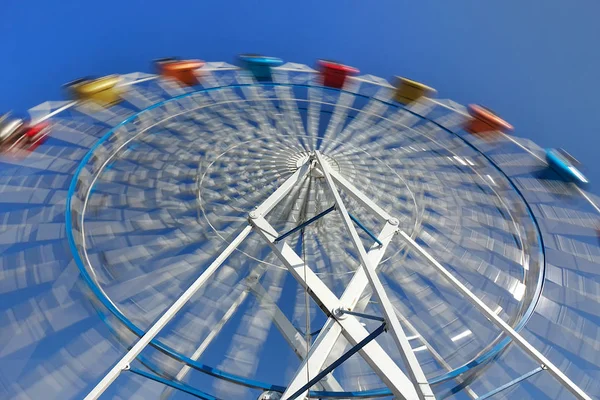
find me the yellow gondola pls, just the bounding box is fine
[394,77,436,105]
[67,75,122,106]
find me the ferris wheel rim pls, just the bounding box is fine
[59,79,555,397]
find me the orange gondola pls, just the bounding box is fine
[464,104,513,135]
[155,58,205,86]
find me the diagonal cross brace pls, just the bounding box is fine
[248,282,344,392]
[85,159,313,400]
[315,151,435,400]
[280,221,399,398]
[249,215,420,400]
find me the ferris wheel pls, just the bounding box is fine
[0,55,599,400]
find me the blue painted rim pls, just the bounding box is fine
[66,82,546,397]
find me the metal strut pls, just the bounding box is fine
[287,323,387,400]
[275,205,336,243]
[338,309,385,322]
[315,151,436,400]
[399,231,592,400]
[129,367,219,400]
[476,365,545,400]
[83,159,313,400]
[349,212,383,246]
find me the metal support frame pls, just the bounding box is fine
[399,231,592,400]
[348,212,383,246]
[287,323,387,400]
[274,218,405,397]
[85,160,312,400]
[84,143,592,400]
[162,268,343,400]
[338,309,385,323]
[249,215,419,400]
[275,204,336,243]
[315,151,435,400]
[249,282,344,392]
[476,366,545,400]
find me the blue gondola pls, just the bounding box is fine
[545,148,588,185]
[239,54,283,82]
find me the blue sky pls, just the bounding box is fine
[2,0,599,193]
[1,2,600,398]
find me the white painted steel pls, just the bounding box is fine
[399,230,592,400]
[315,151,434,400]
[249,215,419,400]
[84,225,253,400]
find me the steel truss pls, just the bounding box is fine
[85,153,591,400]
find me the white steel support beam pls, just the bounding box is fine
[326,167,392,222]
[159,288,251,400]
[249,215,419,400]
[399,230,592,400]
[86,159,312,400]
[281,221,397,397]
[393,305,478,400]
[84,225,253,400]
[160,278,343,400]
[254,160,311,216]
[250,282,309,358]
[249,282,344,393]
[315,151,435,400]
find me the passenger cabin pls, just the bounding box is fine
[394,77,436,105]
[0,113,50,154]
[66,75,122,106]
[464,104,513,135]
[545,148,588,185]
[239,54,283,82]
[317,60,359,89]
[155,58,205,86]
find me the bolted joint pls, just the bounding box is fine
[388,217,399,226]
[246,272,260,285]
[248,210,260,219]
[332,307,347,320]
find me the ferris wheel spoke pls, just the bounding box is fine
[384,280,478,365]
[321,97,391,154]
[273,86,309,146]
[72,103,136,128]
[416,225,526,309]
[423,210,524,266]
[304,86,322,152]
[319,93,362,151]
[121,84,173,111]
[158,289,252,400]
[387,295,480,399]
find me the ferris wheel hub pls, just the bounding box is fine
[290,151,341,177]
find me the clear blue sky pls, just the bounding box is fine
[1,0,599,192]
